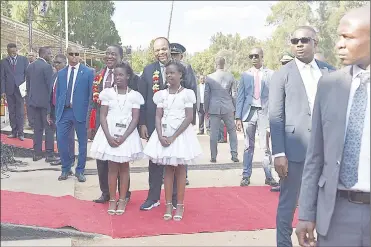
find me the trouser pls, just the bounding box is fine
[29,106,54,156]
[96,159,131,198]
[209,112,238,159]
[242,107,273,180]
[6,88,24,136]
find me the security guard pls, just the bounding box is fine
[170,43,186,60]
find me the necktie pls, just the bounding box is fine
[253,69,260,99]
[11,57,16,71]
[105,69,113,88]
[339,72,370,188]
[160,63,166,85]
[65,67,75,107]
[52,78,57,106]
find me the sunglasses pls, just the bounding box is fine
[290,37,315,45]
[68,53,80,57]
[249,54,259,59]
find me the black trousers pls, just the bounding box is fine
[148,161,177,202]
[96,159,131,198]
[29,106,54,156]
[6,88,24,136]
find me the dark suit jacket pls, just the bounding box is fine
[50,73,58,118]
[26,58,53,111]
[138,62,166,134]
[1,55,29,95]
[55,64,94,123]
[181,61,198,125]
[269,59,336,162]
[86,67,141,130]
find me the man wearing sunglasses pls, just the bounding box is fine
[269,26,336,247]
[54,46,94,182]
[236,47,278,188]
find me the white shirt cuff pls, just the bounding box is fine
[273,153,286,158]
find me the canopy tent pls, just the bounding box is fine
[1,15,106,61]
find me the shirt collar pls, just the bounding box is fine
[352,65,368,79]
[38,57,47,63]
[295,57,318,70]
[69,63,80,71]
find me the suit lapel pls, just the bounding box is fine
[334,66,352,155]
[73,65,84,93]
[290,61,311,112]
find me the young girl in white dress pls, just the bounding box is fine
[144,60,202,221]
[90,63,144,215]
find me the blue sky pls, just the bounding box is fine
[112,1,277,54]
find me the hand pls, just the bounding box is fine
[87,129,96,140]
[206,113,210,119]
[46,114,53,125]
[117,135,126,145]
[236,119,243,132]
[140,125,149,140]
[274,156,288,179]
[164,136,175,145]
[159,136,170,147]
[295,220,316,247]
[107,135,120,148]
[1,93,6,100]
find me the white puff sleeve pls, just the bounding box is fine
[130,91,145,109]
[184,89,196,108]
[153,90,165,108]
[99,88,114,106]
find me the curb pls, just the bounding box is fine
[1,223,101,241]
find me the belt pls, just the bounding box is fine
[337,190,370,204]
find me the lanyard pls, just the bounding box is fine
[164,85,182,118]
[114,85,130,112]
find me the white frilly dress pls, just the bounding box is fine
[143,88,202,166]
[90,88,144,163]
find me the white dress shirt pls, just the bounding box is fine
[103,68,114,87]
[199,83,205,104]
[338,65,370,192]
[67,63,80,104]
[274,58,323,159]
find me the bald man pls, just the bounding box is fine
[204,57,238,163]
[296,6,370,247]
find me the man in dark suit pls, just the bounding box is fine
[138,37,179,210]
[296,7,370,247]
[55,46,93,182]
[269,26,336,247]
[26,47,59,163]
[1,43,29,141]
[48,54,74,166]
[170,42,198,125]
[86,45,132,203]
[196,75,209,134]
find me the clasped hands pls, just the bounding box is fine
[159,135,175,147]
[107,135,126,148]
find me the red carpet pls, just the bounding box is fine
[1,187,297,238]
[0,133,58,152]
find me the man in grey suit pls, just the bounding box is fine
[1,43,29,141]
[26,47,59,163]
[296,7,370,247]
[196,75,209,134]
[269,26,336,247]
[236,47,278,187]
[205,57,238,163]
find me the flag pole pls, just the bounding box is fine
[64,0,68,49]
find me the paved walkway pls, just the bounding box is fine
[1,125,300,246]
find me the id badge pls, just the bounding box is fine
[162,118,171,137]
[113,119,128,138]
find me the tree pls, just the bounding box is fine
[1,0,13,17]
[9,1,121,50]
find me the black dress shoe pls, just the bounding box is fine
[18,135,24,141]
[93,194,110,203]
[75,173,86,182]
[270,185,280,192]
[45,156,60,163]
[50,159,62,166]
[7,133,17,138]
[33,155,43,162]
[210,158,216,163]
[58,172,69,181]
[231,157,239,162]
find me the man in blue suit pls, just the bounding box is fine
[236,47,278,188]
[55,46,94,182]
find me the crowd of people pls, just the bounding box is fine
[0,5,369,246]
